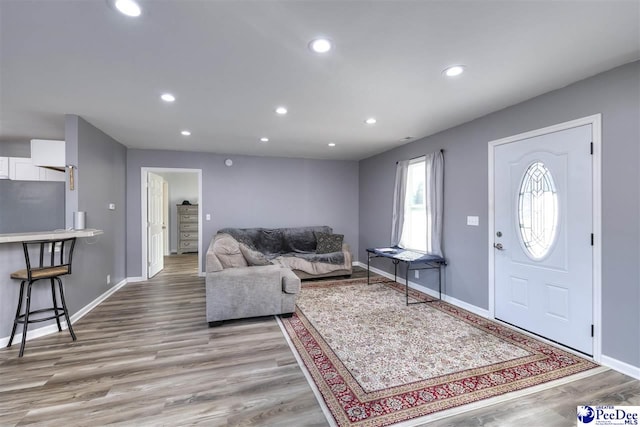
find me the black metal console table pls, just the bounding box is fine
[366,247,446,305]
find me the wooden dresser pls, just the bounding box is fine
[177,204,198,254]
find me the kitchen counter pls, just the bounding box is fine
[0,229,103,243]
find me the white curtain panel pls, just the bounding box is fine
[425,151,444,257]
[391,160,409,246]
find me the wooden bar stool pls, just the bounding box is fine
[7,237,77,357]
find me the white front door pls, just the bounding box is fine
[493,124,593,355]
[147,172,165,278]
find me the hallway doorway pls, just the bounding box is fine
[141,167,202,279]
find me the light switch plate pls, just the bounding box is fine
[467,216,479,226]
[108,203,116,210]
[205,214,211,221]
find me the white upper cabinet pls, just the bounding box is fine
[31,139,65,168]
[0,157,8,179]
[9,157,41,181]
[39,167,65,182]
[8,157,65,182]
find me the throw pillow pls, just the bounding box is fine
[314,232,344,254]
[239,243,272,266]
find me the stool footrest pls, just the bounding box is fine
[15,307,69,324]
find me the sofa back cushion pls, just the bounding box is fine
[257,228,285,254]
[217,228,260,249]
[282,226,332,253]
[216,225,334,255]
[213,234,248,268]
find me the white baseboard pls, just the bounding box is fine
[0,278,129,348]
[354,261,490,319]
[126,276,145,283]
[600,355,640,380]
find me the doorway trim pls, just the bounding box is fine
[487,114,602,361]
[141,167,203,280]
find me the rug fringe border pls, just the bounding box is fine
[276,315,339,427]
[390,365,609,426]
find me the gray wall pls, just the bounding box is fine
[0,181,65,233]
[127,150,359,277]
[0,116,127,339]
[359,61,640,367]
[62,116,127,327]
[0,140,31,157]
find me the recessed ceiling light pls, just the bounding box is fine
[365,118,377,125]
[113,0,141,17]
[275,106,288,115]
[260,137,269,142]
[443,65,465,77]
[161,93,176,103]
[309,38,332,53]
[328,142,336,147]
[181,130,191,136]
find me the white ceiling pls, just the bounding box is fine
[1,0,638,161]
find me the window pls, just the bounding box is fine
[399,157,426,252]
[391,151,443,257]
[517,161,559,259]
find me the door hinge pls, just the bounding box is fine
[591,233,594,246]
[591,324,594,337]
[590,142,594,155]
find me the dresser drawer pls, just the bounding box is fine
[180,232,197,240]
[180,214,198,223]
[180,223,198,232]
[179,241,197,250]
[177,205,198,214]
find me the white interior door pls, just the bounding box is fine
[494,124,593,355]
[147,172,164,278]
[162,181,170,256]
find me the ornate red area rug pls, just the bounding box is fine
[280,277,599,426]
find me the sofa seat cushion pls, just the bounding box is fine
[289,251,345,265]
[271,252,350,276]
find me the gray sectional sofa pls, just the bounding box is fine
[205,226,352,325]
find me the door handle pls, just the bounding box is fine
[494,243,504,250]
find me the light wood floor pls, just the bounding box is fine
[1,256,638,426]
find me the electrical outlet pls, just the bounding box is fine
[107,274,111,285]
[414,270,419,279]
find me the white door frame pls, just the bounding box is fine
[488,114,602,361]
[141,167,203,279]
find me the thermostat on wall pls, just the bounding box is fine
[224,159,233,167]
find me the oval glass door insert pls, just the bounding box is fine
[518,161,559,259]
